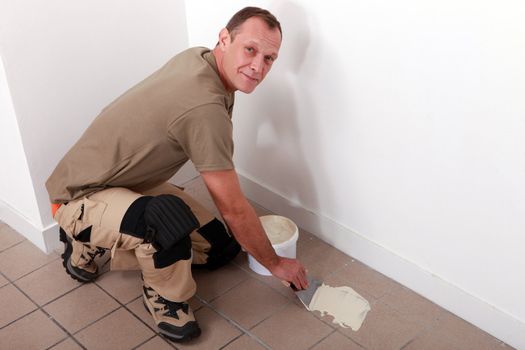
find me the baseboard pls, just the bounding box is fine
[0,198,59,254]
[238,172,525,350]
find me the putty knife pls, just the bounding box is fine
[293,276,323,309]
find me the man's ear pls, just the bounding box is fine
[218,28,230,51]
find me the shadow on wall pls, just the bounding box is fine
[239,1,336,234]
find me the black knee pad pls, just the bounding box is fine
[143,194,199,251]
[196,218,241,270]
[152,235,192,269]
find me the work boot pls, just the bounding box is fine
[142,284,201,342]
[59,228,106,283]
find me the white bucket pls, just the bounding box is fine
[248,215,299,276]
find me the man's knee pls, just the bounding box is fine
[196,218,240,270]
[120,194,199,268]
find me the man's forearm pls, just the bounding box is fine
[221,199,280,270]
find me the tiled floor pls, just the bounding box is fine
[0,177,514,350]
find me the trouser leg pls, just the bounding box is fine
[141,182,241,271]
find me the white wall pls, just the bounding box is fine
[185,1,525,348]
[0,0,189,250]
[0,56,44,246]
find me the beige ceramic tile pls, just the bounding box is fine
[14,259,80,306]
[135,336,175,350]
[44,283,119,333]
[0,223,25,251]
[127,297,158,331]
[380,283,444,327]
[251,303,333,350]
[222,334,267,350]
[340,300,424,350]
[176,307,242,350]
[0,310,66,349]
[232,251,298,301]
[96,269,142,304]
[403,329,461,350]
[0,273,8,287]
[430,311,506,350]
[193,264,250,301]
[298,240,352,280]
[323,261,396,301]
[311,331,364,350]
[210,277,290,329]
[0,239,59,280]
[75,307,155,350]
[0,284,37,328]
[49,337,84,350]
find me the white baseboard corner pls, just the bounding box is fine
[238,173,525,350]
[0,199,59,254]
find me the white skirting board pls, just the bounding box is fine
[237,172,525,350]
[0,199,59,254]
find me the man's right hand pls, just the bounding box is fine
[269,256,309,290]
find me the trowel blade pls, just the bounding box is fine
[294,276,322,309]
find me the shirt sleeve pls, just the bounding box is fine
[168,103,235,172]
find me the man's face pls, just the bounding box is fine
[219,17,281,93]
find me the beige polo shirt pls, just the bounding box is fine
[46,47,235,203]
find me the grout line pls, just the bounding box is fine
[306,329,337,349]
[0,238,26,254]
[195,295,273,350]
[2,280,87,349]
[95,282,178,349]
[218,333,244,349]
[130,334,158,350]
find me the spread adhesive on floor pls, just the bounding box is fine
[308,284,371,331]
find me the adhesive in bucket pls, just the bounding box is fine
[248,215,299,276]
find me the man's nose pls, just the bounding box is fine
[250,55,264,73]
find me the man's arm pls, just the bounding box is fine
[200,169,308,289]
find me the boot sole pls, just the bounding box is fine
[142,300,201,342]
[59,228,97,283]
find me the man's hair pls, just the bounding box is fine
[226,7,282,41]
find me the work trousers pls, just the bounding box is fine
[54,182,232,302]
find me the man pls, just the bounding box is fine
[46,7,308,343]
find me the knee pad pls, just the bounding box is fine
[144,194,199,251]
[196,218,241,270]
[152,235,192,269]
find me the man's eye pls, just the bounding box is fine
[245,47,254,53]
[265,56,274,63]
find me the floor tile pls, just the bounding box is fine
[96,269,142,304]
[0,284,37,328]
[298,240,352,280]
[135,336,175,350]
[430,311,506,350]
[381,283,444,327]
[14,259,80,306]
[49,337,84,350]
[339,300,424,350]
[0,239,59,280]
[210,277,290,329]
[126,297,158,331]
[311,331,364,350]
[0,310,67,349]
[251,303,333,350]
[44,283,120,333]
[403,329,461,350]
[176,306,242,350]
[232,251,298,301]
[193,264,250,301]
[323,261,397,301]
[0,273,8,287]
[0,223,25,251]
[75,307,154,350]
[222,334,267,350]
